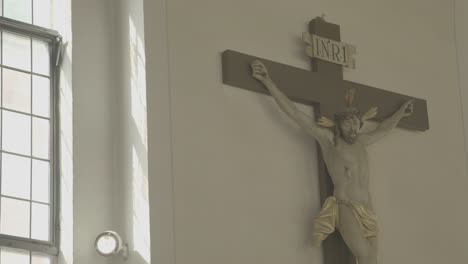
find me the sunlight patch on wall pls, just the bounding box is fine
[129,16,150,263]
[130,17,148,148]
[132,147,150,263]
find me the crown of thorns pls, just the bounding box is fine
[317,88,378,128]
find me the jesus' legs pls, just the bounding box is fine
[356,241,377,264]
[337,204,377,264]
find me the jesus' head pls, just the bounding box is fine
[334,109,362,144]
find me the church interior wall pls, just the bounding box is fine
[455,0,468,166]
[71,0,152,263]
[71,0,115,263]
[111,0,152,263]
[145,0,468,263]
[69,0,468,263]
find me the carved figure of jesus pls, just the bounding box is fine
[251,60,414,264]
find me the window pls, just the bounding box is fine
[0,0,61,263]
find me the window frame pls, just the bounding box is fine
[0,16,62,256]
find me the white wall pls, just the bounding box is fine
[144,0,176,263]
[455,0,468,168]
[145,0,468,264]
[112,0,151,263]
[145,0,325,263]
[71,0,116,263]
[68,0,468,263]
[347,1,468,262]
[71,0,152,263]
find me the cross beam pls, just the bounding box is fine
[222,18,429,264]
[222,50,429,131]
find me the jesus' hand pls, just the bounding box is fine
[251,60,271,83]
[399,99,415,117]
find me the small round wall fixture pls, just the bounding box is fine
[95,231,128,258]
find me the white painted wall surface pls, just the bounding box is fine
[54,0,73,262]
[72,0,115,263]
[144,0,177,263]
[71,0,152,263]
[112,0,151,263]
[68,0,468,263]
[145,0,468,264]
[146,0,325,264]
[455,0,468,171]
[342,2,468,262]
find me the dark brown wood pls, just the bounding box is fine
[309,18,343,81]
[222,50,429,131]
[309,18,355,264]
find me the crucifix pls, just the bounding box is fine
[222,17,428,264]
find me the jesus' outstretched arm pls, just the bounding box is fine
[359,99,414,145]
[251,60,333,148]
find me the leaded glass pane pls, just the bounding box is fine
[32,75,50,117]
[32,40,50,76]
[33,0,52,29]
[1,247,30,264]
[4,0,32,24]
[32,252,52,264]
[32,159,50,204]
[2,110,31,155]
[0,197,30,238]
[3,32,31,71]
[2,153,31,200]
[31,203,49,241]
[32,117,49,159]
[3,68,31,113]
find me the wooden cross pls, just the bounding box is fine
[221,17,429,264]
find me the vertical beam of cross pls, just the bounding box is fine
[309,17,356,264]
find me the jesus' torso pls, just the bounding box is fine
[321,136,370,206]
